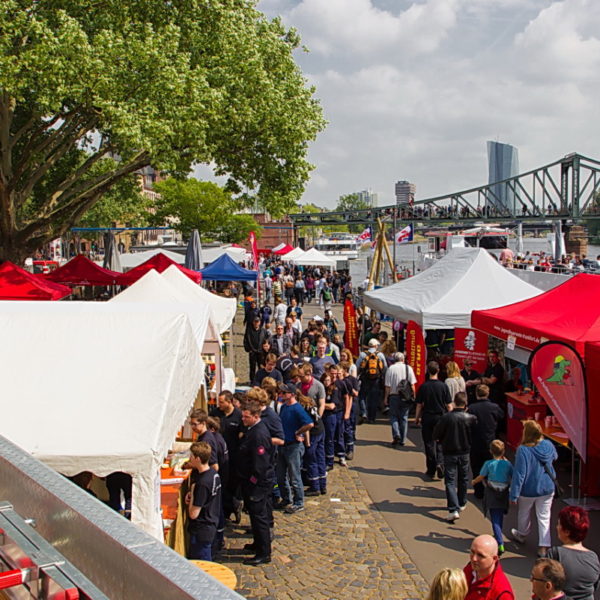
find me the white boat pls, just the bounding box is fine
[314,232,359,261]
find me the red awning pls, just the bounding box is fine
[273,244,294,255]
[117,252,202,286]
[471,273,600,356]
[0,261,71,300]
[45,255,121,286]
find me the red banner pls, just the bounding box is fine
[406,320,426,389]
[454,328,489,374]
[529,341,587,461]
[343,299,359,358]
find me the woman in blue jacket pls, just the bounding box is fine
[509,419,558,557]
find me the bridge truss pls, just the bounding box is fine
[289,153,600,228]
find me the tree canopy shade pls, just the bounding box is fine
[0,0,325,263]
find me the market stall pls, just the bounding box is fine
[119,248,186,269]
[44,254,121,286]
[0,261,71,300]
[363,247,540,328]
[199,253,257,281]
[280,247,306,261]
[0,301,204,538]
[117,252,202,285]
[292,247,336,269]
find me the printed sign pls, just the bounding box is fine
[454,327,489,373]
[343,299,360,358]
[529,341,587,461]
[406,320,426,389]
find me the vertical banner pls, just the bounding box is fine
[529,341,587,462]
[454,328,489,373]
[406,320,426,388]
[248,231,260,297]
[343,299,360,358]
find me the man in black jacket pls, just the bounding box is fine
[468,384,504,499]
[237,401,274,565]
[433,392,477,522]
[243,317,269,383]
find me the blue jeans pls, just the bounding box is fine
[277,442,305,507]
[304,432,326,491]
[389,395,411,443]
[188,535,213,561]
[443,454,470,512]
[489,508,505,545]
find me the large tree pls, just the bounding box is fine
[0,0,325,263]
[151,177,261,244]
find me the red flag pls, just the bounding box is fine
[343,299,359,358]
[529,341,587,461]
[248,231,260,296]
[406,320,426,390]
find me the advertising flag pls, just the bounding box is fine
[395,224,413,244]
[248,231,260,296]
[356,226,371,242]
[343,299,360,358]
[454,328,489,374]
[406,320,426,389]
[529,341,587,461]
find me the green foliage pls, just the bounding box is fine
[151,178,261,244]
[0,0,325,263]
[336,193,370,233]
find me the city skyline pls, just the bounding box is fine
[195,0,600,210]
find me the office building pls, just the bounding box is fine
[487,141,519,212]
[355,189,379,208]
[395,180,416,205]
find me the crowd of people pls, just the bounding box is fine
[179,258,599,599]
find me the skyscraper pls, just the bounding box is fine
[395,180,416,205]
[355,189,379,207]
[487,141,519,212]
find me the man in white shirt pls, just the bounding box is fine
[384,352,417,447]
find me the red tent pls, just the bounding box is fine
[44,255,121,286]
[471,274,600,357]
[0,261,71,300]
[273,244,294,255]
[583,342,600,495]
[116,252,202,286]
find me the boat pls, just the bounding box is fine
[314,232,359,261]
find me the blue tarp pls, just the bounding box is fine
[199,253,257,281]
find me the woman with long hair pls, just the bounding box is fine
[445,360,466,402]
[320,372,338,471]
[380,339,398,367]
[339,348,357,377]
[258,339,273,368]
[299,336,313,360]
[509,419,558,557]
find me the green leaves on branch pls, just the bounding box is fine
[151,178,261,244]
[0,0,325,262]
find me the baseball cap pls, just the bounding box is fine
[368,338,380,347]
[278,383,295,394]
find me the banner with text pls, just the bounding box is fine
[343,299,360,358]
[529,341,587,461]
[454,328,489,373]
[249,231,260,296]
[406,320,426,388]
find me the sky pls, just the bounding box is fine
[201,0,600,209]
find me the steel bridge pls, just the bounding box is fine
[290,153,600,228]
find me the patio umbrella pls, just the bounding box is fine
[103,231,123,273]
[185,229,203,271]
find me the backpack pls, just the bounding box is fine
[322,288,332,301]
[360,353,383,380]
[395,364,414,402]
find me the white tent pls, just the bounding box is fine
[292,247,336,268]
[119,248,185,269]
[363,247,542,329]
[201,245,248,266]
[162,265,237,334]
[280,247,306,261]
[0,302,203,538]
[110,269,219,344]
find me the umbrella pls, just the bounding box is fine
[185,229,203,271]
[103,231,123,273]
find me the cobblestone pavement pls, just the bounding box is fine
[219,464,428,600]
[224,300,427,599]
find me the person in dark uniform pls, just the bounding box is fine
[461,359,482,405]
[237,401,274,565]
[481,350,505,406]
[414,361,452,479]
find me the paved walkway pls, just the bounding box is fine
[220,463,429,600]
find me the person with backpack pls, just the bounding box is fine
[320,281,333,311]
[357,338,387,423]
[383,352,417,447]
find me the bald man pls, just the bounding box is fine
[464,534,515,600]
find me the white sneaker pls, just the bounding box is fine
[446,511,459,522]
[459,504,467,512]
[510,528,525,544]
[339,457,347,467]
